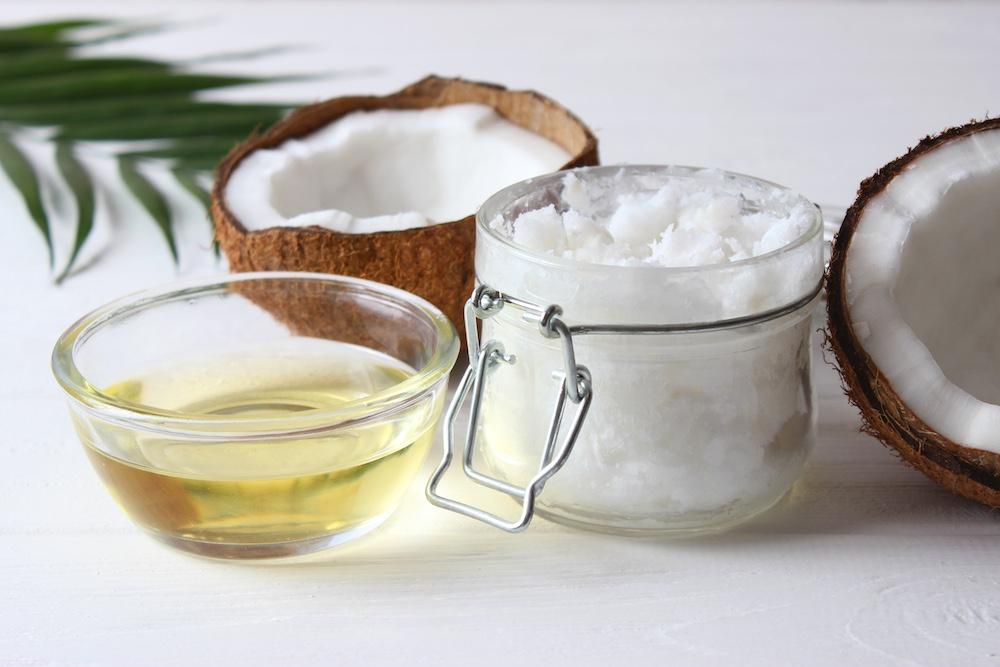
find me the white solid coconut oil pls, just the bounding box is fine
[473,166,824,534]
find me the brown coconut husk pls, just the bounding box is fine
[231,276,438,370]
[212,75,599,342]
[826,117,1000,507]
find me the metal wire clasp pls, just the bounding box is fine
[425,285,593,533]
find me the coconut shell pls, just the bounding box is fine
[231,277,435,370]
[826,117,1000,507]
[212,75,599,343]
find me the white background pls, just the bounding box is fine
[2,2,1000,665]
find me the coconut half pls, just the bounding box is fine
[827,118,1000,506]
[212,76,599,338]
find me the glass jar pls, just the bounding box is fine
[428,166,824,535]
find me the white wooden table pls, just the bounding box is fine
[3,2,1000,665]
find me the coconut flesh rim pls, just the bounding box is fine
[224,104,572,234]
[844,125,1000,453]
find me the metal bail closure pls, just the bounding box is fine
[426,279,825,533]
[426,286,593,533]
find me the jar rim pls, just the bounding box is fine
[476,164,823,275]
[50,271,459,438]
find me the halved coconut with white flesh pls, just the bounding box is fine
[212,76,599,338]
[827,118,1000,506]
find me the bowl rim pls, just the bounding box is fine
[51,271,459,439]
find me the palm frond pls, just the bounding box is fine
[54,141,96,283]
[122,137,245,163]
[0,19,108,41]
[0,98,289,125]
[56,107,285,141]
[0,17,319,280]
[118,157,177,263]
[172,167,217,256]
[0,70,287,105]
[0,55,169,81]
[0,132,52,265]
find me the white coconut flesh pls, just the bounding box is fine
[224,104,571,234]
[844,126,1000,453]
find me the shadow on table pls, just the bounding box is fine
[231,454,1000,574]
[656,463,1000,552]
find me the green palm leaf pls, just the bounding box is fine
[0,55,169,81]
[0,70,286,105]
[0,19,107,41]
[0,132,52,265]
[171,167,212,210]
[122,137,246,163]
[54,141,95,283]
[118,157,177,263]
[0,35,69,55]
[56,107,285,141]
[0,19,105,54]
[0,98,289,125]
[0,18,320,280]
[172,167,218,256]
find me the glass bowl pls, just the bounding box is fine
[52,272,459,559]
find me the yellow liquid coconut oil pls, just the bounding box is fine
[73,339,438,557]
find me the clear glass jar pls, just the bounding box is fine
[442,166,824,535]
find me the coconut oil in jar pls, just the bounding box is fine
[464,166,824,534]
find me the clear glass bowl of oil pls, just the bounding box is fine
[52,272,459,559]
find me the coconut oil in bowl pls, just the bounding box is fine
[53,273,458,559]
[428,166,824,535]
